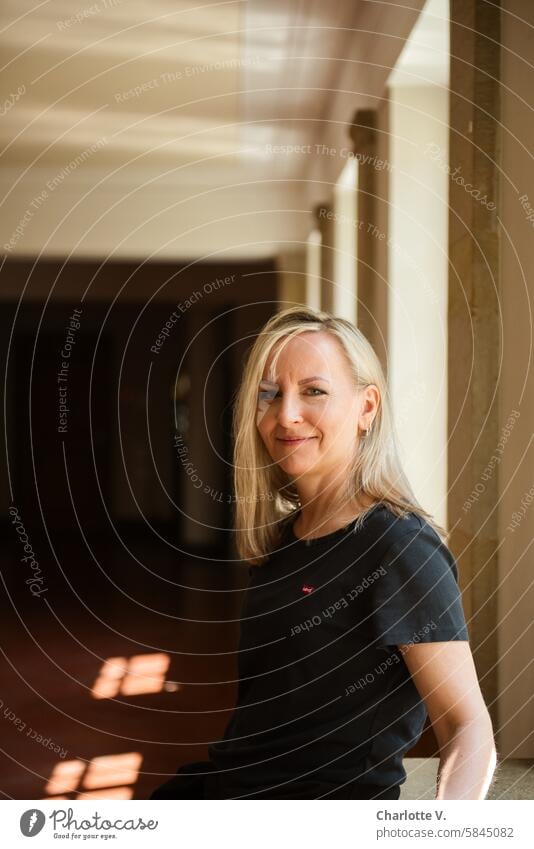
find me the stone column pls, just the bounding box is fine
[497,0,534,759]
[313,202,335,313]
[276,249,308,310]
[348,109,385,362]
[448,0,501,726]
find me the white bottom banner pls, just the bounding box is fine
[4,799,531,848]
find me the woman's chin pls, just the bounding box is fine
[277,457,315,475]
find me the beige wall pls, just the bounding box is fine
[387,83,449,529]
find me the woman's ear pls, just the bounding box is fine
[357,384,380,432]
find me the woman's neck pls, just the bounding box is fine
[293,494,375,540]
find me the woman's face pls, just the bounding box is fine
[256,330,378,480]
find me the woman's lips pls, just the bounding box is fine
[277,437,315,444]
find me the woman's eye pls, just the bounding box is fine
[258,387,325,401]
[259,389,278,402]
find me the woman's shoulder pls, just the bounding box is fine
[360,501,424,539]
[274,502,428,540]
[359,503,449,563]
[271,502,444,551]
[360,506,467,643]
[365,503,458,582]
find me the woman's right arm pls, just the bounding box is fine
[401,640,498,800]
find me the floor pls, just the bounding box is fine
[1,529,245,801]
[402,758,534,800]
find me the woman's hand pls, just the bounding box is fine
[400,640,498,799]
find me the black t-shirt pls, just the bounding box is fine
[207,503,469,798]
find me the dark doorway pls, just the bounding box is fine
[14,330,112,533]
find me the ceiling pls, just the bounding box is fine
[0,0,427,260]
[0,0,366,182]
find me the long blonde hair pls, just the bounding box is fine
[232,305,446,564]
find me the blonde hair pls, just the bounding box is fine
[232,305,447,564]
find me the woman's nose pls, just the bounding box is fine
[276,393,304,424]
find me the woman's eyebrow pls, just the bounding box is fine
[259,376,330,386]
[298,376,330,385]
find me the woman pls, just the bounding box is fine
[150,306,497,800]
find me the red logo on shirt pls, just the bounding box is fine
[301,584,314,594]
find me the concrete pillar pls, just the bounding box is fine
[333,159,358,324]
[313,203,335,313]
[497,0,534,758]
[305,230,322,311]
[373,98,390,377]
[348,109,383,356]
[277,249,307,310]
[448,0,501,727]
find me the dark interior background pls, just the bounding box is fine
[0,257,280,799]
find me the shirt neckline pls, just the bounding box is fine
[287,503,384,546]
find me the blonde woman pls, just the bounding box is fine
[150,306,497,800]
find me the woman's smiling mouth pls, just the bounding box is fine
[276,436,316,444]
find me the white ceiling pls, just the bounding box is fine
[0,0,427,260]
[0,0,366,181]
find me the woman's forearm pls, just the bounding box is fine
[435,719,498,800]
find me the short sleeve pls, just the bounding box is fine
[369,524,469,646]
